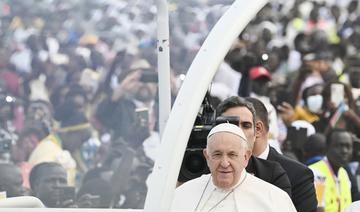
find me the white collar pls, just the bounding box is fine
[257,145,270,160]
[197,170,247,210]
[211,169,247,192]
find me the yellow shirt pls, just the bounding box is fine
[28,134,76,186]
[294,106,319,123]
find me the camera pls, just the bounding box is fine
[55,186,76,206]
[215,116,240,126]
[178,95,214,183]
[135,108,149,128]
[178,124,212,182]
[140,72,158,83]
[178,93,240,183]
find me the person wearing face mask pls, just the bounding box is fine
[313,82,360,137]
[294,84,325,124]
[278,84,325,127]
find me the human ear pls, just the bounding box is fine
[243,149,251,167]
[255,121,263,138]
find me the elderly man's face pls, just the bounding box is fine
[204,132,250,189]
[221,106,256,150]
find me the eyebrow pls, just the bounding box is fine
[239,120,253,126]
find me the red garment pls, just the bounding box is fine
[0,70,20,96]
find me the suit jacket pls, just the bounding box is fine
[172,172,296,212]
[268,146,317,212]
[246,155,292,197]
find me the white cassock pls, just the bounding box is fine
[171,170,296,212]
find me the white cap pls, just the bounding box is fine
[207,123,247,141]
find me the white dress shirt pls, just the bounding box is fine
[257,145,270,160]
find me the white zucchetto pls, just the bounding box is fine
[207,123,247,141]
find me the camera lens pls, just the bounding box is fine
[178,149,209,182]
[184,152,206,174]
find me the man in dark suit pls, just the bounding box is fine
[246,97,317,212]
[216,96,292,197]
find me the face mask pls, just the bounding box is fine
[307,95,323,113]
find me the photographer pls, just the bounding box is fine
[95,59,156,141]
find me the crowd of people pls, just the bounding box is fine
[0,0,359,211]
